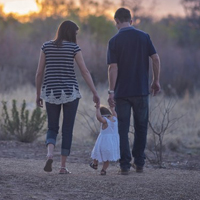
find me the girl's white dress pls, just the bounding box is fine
[91,116,120,162]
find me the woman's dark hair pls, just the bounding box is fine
[100,106,112,116]
[54,20,79,45]
[114,8,131,23]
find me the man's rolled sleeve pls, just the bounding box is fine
[147,34,157,56]
[107,40,117,64]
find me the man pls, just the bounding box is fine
[107,8,161,175]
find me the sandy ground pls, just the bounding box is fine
[0,141,200,200]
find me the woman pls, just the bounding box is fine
[35,20,100,174]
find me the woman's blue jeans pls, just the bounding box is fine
[45,99,79,156]
[115,96,149,170]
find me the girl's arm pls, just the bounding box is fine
[75,51,100,106]
[35,50,46,107]
[96,106,107,124]
[110,106,117,117]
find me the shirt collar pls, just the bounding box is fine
[119,26,134,32]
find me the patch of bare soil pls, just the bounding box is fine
[0,141,200,200]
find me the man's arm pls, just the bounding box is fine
[108,63,118,107]
[150,53,161,96]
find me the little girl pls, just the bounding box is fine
[90,105,120,175]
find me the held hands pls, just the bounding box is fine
[93,93,100,108]
[108,93,115,107]
[151,80,161,96]
[95,103,100,109]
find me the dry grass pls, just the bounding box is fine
[0,85,200,151]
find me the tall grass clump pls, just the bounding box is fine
[1,99,46,143]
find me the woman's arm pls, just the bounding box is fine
[75,51,100,106]
[35,50,46,107]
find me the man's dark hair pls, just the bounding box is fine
[114,8,131,23]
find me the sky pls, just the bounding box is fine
[153,0,185,17]
[0,0,38,15]
[0,0,185,17]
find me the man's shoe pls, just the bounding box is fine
[118,169,130,175]
[132,163,143,173]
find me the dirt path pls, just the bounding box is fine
[0,141,200,200]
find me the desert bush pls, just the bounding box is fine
[0,126,13,140]
[147,96,182,167]
[1,99,46,143]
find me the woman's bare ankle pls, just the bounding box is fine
[47,154,53,159]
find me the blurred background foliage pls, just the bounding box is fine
[0,0,200,97]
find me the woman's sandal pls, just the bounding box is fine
[89,162,98,170]
[100,169,106,175]
[59,167,71,174]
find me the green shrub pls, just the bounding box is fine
[1,99,46,143]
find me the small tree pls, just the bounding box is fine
[147,97,182,167]
[1,99,46,143]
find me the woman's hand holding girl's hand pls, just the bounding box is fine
[93,93,100,107]
[95,103,100,109]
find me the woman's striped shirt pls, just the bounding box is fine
[40,40,81,104]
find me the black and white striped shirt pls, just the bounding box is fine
[40,40,81,104]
